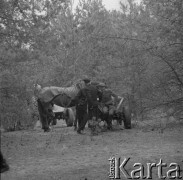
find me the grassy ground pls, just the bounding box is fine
[1,118,183,180]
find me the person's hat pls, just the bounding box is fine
[97,82,107,87]
[83,78,91,84]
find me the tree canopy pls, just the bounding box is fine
[0,0,183,130]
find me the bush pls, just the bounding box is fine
[0,92,37,132]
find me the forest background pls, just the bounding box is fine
[0,0,182,130]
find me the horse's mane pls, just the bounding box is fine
[72,79,85,89]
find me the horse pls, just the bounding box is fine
[34,80,85,132]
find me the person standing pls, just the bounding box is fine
[75,89,88,134]
[73,78,91,134]
[74,78,101,134]
[85,82,101,135]
[0,151,9,173]
[97,83,118,130]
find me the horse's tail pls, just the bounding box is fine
[64,108,75,127]
[37,99,43,119]
[37,99,48,130]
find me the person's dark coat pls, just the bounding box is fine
[73,83,101,133]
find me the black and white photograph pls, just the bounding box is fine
[0,0,183,179]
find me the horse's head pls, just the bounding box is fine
[75,80,85,90]
[34,83,42,97]
[34,83,42,90]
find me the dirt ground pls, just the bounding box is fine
[1,118,183,180]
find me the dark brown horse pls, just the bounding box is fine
[35,81,85,132]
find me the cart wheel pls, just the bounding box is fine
[123,105,132,129]
[65,108,74,127]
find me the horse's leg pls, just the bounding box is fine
[37,100,51,132]
[39,113,45,130]
[40,114,50,132]
[80,110,88,131]
[52,117,57,125]
[47,116,52,125]
[37,100,46,131]
[74,108,78,130]
[87,106,99,135]
[103,110,112,130]
[118,112,123,125]
[103,105,115,130]
[76,105,87,133]
[44,116,51,132]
